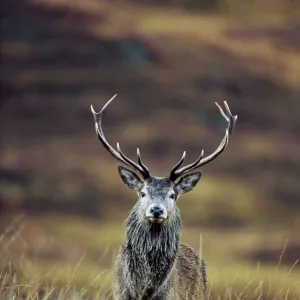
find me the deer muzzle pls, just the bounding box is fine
[145,204,167,223]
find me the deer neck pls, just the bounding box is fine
[123,206,181,296]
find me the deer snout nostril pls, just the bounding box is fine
[150,206,164,218]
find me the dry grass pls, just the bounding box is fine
[0,216,299,300]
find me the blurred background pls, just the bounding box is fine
[1,0,300,299]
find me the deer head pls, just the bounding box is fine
[91,95,237,226]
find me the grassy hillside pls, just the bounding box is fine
[1,0,300,225]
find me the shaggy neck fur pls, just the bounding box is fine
[123,203,181,299]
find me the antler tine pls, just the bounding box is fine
[169,151,186,181]
[116,143,142,173]
[91,95,150,179]
[137,148,150,177]
[215,101,236,134]
[117,143,151,178]
[169,101,237,180]
[195,101,237,167]
[172,150,204,179]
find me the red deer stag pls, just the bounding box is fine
[91,95,237,300]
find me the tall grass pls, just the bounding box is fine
[1,218,299,300]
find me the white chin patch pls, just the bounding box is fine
[148,217,165,224]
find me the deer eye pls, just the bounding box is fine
[141,192,146,198]
[169,193,176,200]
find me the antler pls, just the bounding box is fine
[91,95,150,179]
[169,101,237,181]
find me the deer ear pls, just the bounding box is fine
[118,165,143,190]
[175,171,202,194]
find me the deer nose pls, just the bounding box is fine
[150,206,164,218]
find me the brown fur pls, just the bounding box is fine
[114,243,206,300]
